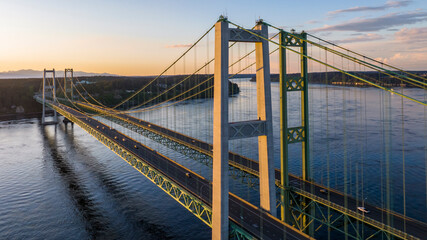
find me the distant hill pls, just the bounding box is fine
[0,69,118,79]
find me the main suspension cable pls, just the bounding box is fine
[226,20,426,106]
[264,21,427,84]
[111,24,215,109]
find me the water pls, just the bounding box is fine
[0,81,425,239]
[0,120,210,239]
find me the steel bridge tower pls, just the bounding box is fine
[279,30,313,235]
[212,17,276,239]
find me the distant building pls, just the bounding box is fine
[16,106,24,113]
[77,80,93,84]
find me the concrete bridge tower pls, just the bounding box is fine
[212,17,276,239]
[42,69,58,125]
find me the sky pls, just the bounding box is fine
[0,0,426,76]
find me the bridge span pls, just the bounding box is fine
[77,101,427,240]
[40,98,312,240]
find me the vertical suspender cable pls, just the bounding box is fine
[401,77,406,233]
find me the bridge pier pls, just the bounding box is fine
[63,117,73,126]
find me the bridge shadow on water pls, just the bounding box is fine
[60,124,178,239]
[40,122,175,240]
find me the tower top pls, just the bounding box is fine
[218,15,228,22]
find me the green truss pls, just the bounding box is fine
[78,102,420,240]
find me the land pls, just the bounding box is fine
[249,71,427,87]
[1,71,425,121]
[0,75,239,120]
[0,78,43,119]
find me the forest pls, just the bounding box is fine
[1,71,425,120]
[0,75,240,117]
[251,71,427,87]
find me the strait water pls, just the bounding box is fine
[0,81,426,239]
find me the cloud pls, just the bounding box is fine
[333,33,384,44]
[328,0,412,15]
[165,44,192,48]
[395,27,427,42]
[306,20,320,25]
[376,51,427,67]
[311,11,427,32]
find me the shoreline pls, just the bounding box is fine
[0,110,54,122]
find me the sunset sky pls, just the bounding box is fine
[1,0,426,76]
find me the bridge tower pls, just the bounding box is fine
[213,17,276,239]
[42,69,58,125]
[279,30,313,235]
[64,68,74,101]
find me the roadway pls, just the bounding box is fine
[77,102,427,240]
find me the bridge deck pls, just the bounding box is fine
[78,102,427,240]
[55,102,311,240]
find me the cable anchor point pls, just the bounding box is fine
[218,15,227,22]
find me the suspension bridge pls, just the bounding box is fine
[34,17,427,240]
